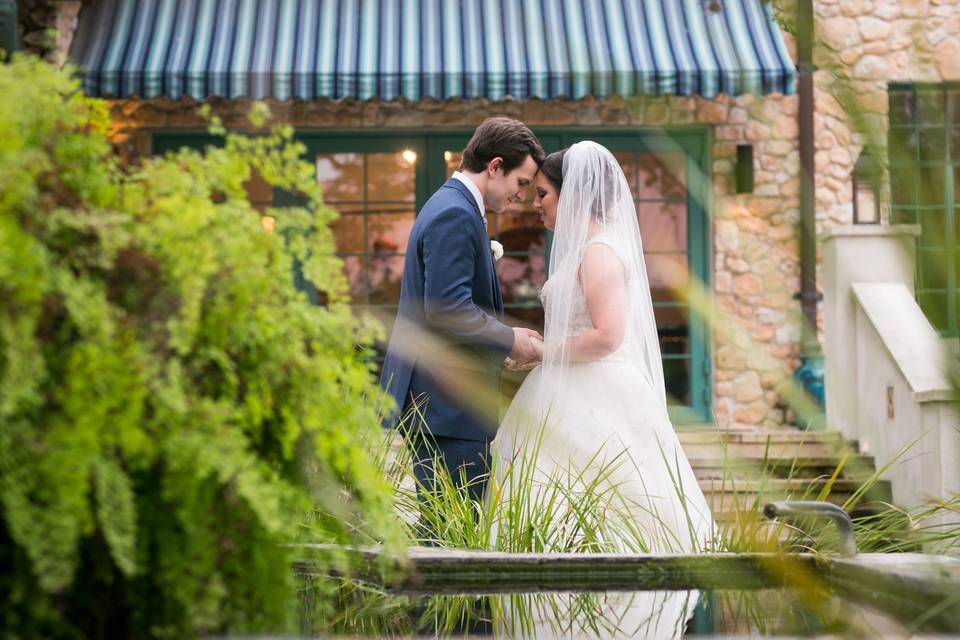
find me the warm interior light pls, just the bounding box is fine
[402,149,418,165]
[260,215,276,233]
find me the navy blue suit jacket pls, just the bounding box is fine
[379,179,514,441]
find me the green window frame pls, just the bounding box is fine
[888,82,960,335]
[152,128,712,424]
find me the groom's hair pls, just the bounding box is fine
[460,117,545,174]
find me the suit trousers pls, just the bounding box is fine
[407,430,490,542]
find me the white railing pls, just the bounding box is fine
[822,225,959,531]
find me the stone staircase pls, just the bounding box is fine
[677,428,893,523]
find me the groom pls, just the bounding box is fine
[380,117,545,508]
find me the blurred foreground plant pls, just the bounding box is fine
[0,56,399,639]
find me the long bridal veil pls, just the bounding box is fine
[540,140,666,407]
[493,140,714,558]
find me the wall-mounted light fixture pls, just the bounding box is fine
[735,144,753,194]
[852,148,881,224]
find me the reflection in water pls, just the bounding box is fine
[495,590,697,639]
[306,580,698,639]
[301,579,894,638]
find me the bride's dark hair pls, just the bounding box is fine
[540,149,566,193]
[543,147,618,221]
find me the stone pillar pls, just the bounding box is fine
[820,224,919,442]
[18,0,82,68]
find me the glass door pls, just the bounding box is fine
[427,131,711,424]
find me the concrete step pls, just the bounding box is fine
[699,477,892,507]
[686,453,880,480]
[676,428,846,444]
[680,440,857,459]
[676,428,858,460]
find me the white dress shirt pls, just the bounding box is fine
[451,171,487,231]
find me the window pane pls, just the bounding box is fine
[341,256,366,304]
[498,205,543,237]
[889,164,916,205]
[918,208,948,247]
[639,201,687,252]
[498,234,547,330]
[500,233,547,275]
[663,358,691,405]
[654,305,690,355]
[890,206,917,225]
[919,291,949,332]
[889,90,916,126]
[613,151,639,194]
[948,90,960,125]
[316,153,364,201]
[368,255,404,305]
[499,254,547,305]
[486,211,498,237]
[918,166,947,204]
[367,151,417,202]
[368,211,414,254]
[919,248,950,289]
[917,90,945,124]
[888,127,918,164]
[919,127,947,162]
[499,197,536,227]
[637,151,686,199]
[331,213,365,253]
[444,150,462,178]
[645,254,689,302]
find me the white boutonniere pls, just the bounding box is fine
[490,240,504,262]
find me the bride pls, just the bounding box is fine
[492,141,714,555]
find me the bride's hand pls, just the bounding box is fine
[504,337,544,371]
[504,354,540,371]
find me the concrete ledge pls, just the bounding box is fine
[851,282,954,399]
[294,545,811,592]
[293,545,960,630]
[820,553,960,632]
[819,224,921,241]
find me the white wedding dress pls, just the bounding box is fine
[492,238,714,554]
[491,143,714,557]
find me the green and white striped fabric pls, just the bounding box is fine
[70,0,796,101]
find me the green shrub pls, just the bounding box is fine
[0,55,398,639]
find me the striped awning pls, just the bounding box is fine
[70,0,796,101]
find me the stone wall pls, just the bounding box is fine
[16,0,83,68]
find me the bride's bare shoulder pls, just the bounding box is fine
[579,241,626,284]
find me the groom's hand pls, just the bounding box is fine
[505,356,540,371]
[509,327,543,363]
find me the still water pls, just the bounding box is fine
[300,578,915,638]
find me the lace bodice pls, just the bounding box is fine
[539,275,593,335]
[539,234,633,361]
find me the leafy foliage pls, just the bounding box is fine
[0,55,398,639]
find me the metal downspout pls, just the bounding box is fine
[793,0,826,427]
